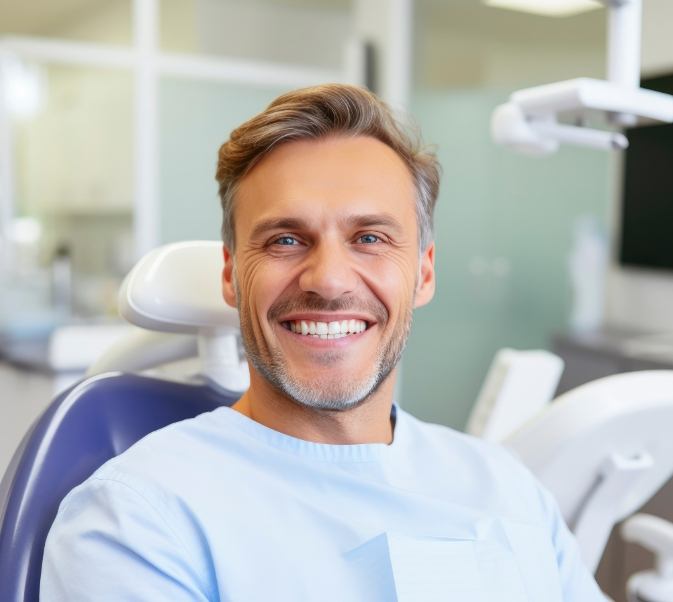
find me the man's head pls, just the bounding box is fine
[216,84,440,412]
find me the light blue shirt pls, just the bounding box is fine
[41,405,605,601]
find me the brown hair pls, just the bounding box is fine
[215,83,440,252]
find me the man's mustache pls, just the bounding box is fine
[268,294,388,324]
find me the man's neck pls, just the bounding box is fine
[232,370,396,445]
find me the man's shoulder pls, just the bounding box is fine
[398,409,546,516]
[75,406,236,501]
[399,408,527,469]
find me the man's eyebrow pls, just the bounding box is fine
[340,213,405,234]
[249,217,308,240]
[249,213,405,240]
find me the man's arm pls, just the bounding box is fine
[538,484,609,601]
[40,475,215,601]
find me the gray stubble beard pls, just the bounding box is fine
[233,273,413,412]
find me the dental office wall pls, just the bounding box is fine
[400,2,612,428]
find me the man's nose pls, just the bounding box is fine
[298,240,358,300]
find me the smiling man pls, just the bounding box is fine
[223,132,433,444]
[41,84,605,601]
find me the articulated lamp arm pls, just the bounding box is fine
[491,0,673,154]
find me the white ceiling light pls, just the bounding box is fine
[484,0,603,18]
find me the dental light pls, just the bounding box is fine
[491,0,673,154]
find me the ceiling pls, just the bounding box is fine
[0,0,606,45]
[0,0,115,36]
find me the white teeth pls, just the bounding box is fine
[285,319,368,337]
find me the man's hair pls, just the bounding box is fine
[215,83,440,252]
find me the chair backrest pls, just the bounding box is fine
[0,372,237,602]
[505,370,673,574]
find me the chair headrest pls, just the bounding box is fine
[119,241,239,334]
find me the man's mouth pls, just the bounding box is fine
[280,319,369,339]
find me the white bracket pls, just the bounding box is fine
[572,451,653,573]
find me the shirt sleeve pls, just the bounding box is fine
[40,475,216,602]
[537,484,609,602]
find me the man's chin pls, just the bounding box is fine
[273,370,388,412]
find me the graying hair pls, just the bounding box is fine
[215,83,440,252]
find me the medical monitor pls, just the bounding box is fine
[619,73,673,272]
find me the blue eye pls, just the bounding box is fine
[358,234,380,244]
[274,236,298,246]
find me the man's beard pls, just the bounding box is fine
[235,282,412,412]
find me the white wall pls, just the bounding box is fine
[193,0,351,70]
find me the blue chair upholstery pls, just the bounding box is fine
[0,372,237,602]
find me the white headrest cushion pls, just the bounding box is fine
[119,241,239,334]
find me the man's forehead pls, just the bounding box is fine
[234,136,416,228]
[240,136,413,193]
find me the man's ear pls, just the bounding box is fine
[222,245,237,308]
[414,242,435,309]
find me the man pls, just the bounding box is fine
[41,84,605,600]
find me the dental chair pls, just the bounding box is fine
[3,240,673,602]
[0,241,245,602]
[469,350,673,602]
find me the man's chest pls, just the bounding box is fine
[195,488,564,601]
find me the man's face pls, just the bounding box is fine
[222,135,435,411]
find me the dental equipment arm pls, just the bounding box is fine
[491,0,673,154]
[621,514,673,602]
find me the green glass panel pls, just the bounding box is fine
[401,88,611,429]
[158,79,291,243]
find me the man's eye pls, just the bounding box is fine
[273,236,299,246]
[357,234,381,244]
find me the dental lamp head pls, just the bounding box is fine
[491,78,672,155]
[491,0,673,154]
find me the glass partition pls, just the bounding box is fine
[6,62,133,322]
[400,88,611,428]
[159,78,291,242]
[159,0,353,71]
